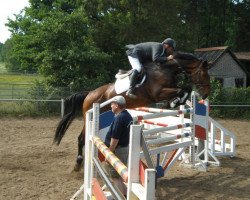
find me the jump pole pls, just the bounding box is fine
[84,102,156,200]
[133,91,212,173]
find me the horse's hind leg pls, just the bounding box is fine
[73,86,113,171]
[74,129,85,171]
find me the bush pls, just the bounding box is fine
[209,79,250,119]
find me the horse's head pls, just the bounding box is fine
[189,60,211,99]
[174,53,211,99]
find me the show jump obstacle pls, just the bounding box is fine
[71,91,236,200]
[83,99,156,200]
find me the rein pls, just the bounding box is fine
[173,59,186,74]
[173,59,209,87]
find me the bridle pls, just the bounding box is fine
[173,58,210,87]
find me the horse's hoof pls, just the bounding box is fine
[127,93,137,99]
[126,89,137,99]
[73,156,84,171]
[74,163,83,172]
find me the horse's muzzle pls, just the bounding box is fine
[198,85,210,100]
[201,94,208,100]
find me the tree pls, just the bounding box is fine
[0,42,3,62]
[1,39,22,72]
[233,0,250,51]
[6,0,111,90]
[5,0,250,91]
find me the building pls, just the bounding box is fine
[194,46,247,87]
[234,52,250,86]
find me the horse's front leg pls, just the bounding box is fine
[74,129,85,171]
[157,87,191,108]
[178,86,192,104]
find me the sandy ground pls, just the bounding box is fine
[0,117,249,200]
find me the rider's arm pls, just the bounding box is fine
[152,44,168,62]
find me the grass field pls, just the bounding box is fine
[0,63,44,99]
[0,62,43,83]
[0,73,43,84]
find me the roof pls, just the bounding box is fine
[234,52,250,61]
[194,46,229,63]
[194,46,248,74]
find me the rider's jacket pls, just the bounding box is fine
[126,42,169,63]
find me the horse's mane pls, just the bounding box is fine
[174,52,199,61]
[144,51,200,71]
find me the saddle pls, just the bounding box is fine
[115,69,146,87]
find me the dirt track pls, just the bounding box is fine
[0,117,249,200]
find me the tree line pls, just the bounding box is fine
[0,0,249,91]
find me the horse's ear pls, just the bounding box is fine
[202,60,212,69]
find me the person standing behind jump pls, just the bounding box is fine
[125,38,176,98]
[104,96,133,197]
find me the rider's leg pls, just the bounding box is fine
[126,69,139,97]
[126,56,141,97]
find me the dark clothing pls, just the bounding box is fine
[126,42,168,63]
[105,110,133,148]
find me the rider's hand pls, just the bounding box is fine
[167,55,174,60]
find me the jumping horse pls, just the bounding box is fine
[54,52,211,171]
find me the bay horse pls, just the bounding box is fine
[54,52,210,171]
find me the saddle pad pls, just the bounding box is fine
[114,76,130,94]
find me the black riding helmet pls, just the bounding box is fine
[162,38,176,50]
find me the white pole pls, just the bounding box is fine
[84,112,93,200]
[204,99,209,164]
[127,125,142,200]
[143,169,156,200]
[190,91,195,167]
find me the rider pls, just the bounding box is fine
[126,38,176,98]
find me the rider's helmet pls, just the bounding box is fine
[162,38,176,50]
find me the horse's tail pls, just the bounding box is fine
[54,91,89,145]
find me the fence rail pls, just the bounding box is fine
[0,97,249,118]
[210,105,250,107]
[0,98,65,117]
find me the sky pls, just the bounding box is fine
[0,0,29,43]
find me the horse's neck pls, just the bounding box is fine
[176,59,197,74]
[144,61,195,77]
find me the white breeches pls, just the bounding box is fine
[128,56,142,72]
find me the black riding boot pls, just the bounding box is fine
[126,69,139,98]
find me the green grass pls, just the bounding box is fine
[0,73,44,84]
[0,62,7,73]
[0,64,44,99]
